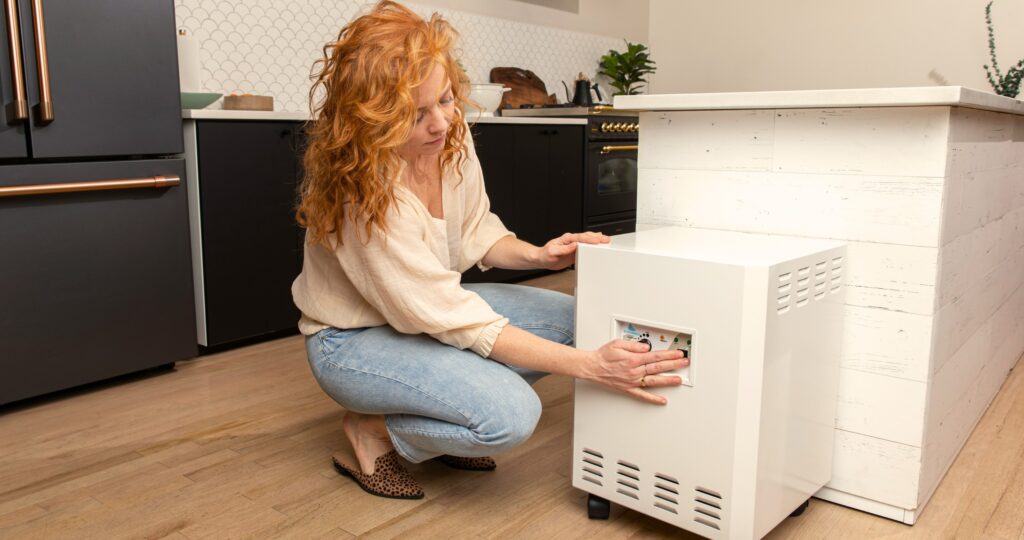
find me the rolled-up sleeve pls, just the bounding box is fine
[334,201,509,357]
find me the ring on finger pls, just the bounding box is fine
[639,376,647,388]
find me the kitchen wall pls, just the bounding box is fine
[648,0,1024,94]
[174,0,639,113]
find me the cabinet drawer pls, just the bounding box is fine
[0,159,196,404]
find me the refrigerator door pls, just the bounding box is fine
[0,158,197,405]
[18,0,182,159]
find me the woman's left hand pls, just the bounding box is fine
[535,231,610,270]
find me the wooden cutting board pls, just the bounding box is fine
[489,67,557,110]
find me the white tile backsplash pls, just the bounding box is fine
[174,0,625,113]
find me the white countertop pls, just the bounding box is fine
[182,109,587,125]
[615,86,1024,115]
[182,109,309,121]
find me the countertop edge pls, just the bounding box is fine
[182,110,588,124]
[614,86,1024,116]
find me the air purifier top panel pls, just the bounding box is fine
[590,226,845,267]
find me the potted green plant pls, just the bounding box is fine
[598,41,657,96]
[983,1,1023,98]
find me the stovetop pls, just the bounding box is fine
[500,104,638,118]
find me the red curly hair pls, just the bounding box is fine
[297,1,469,246]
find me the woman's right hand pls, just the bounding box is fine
[580,339,689,405]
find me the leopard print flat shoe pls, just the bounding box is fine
[436,455,497,471]
[332,450,424,500]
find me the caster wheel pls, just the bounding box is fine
[789,499,810,517]
[587,494,610,520]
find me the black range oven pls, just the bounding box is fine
[501,105,640,236]
[585,115,639,235]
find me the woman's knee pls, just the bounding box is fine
[471,385,543,452]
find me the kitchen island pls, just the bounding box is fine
[615,86,1024,524]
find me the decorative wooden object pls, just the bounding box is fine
[489,67,557,110]
[223,94,274,111]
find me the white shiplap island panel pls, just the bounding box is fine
[617,87,1024,524]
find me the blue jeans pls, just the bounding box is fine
[305,283,575,463]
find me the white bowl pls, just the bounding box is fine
[466,83,510,117]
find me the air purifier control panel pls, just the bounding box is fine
[616,319,694,387]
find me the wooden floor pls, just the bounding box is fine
[1,270,1022,539]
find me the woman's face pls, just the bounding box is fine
[398,63,455,161]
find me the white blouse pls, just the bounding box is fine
[291,130,515,357]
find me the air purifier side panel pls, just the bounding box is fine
[752,247,847,538]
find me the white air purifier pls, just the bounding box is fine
[573,226,846,539]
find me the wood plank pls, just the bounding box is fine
[840,304,932,382]
[772,106,950,177]
[824,429,921,510]
[638,168,944,247]
[835,368,927,447]
[638,109,774,171]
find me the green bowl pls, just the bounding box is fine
[181,92,222,109]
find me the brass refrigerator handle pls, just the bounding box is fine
[0,175,180,198]
[29,0,52,124]
[599,144,639,155]
[3,0,27,124]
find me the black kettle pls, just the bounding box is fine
[562,73,603,107]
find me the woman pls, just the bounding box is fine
[292,1,687,500]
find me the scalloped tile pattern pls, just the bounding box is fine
[174,1,625,113]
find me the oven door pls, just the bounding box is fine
[585,140,638,219]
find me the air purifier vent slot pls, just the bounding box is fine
[583,448,604,459]
[695,486,722,499]
[833,256,844,265]
[796,298,809,307]
[816,261,827,271]
[616,488,639,500]
[797,266,810,277]
[655,492,678,504]
[779,271,792,282]
[694,517,720,530]
[695,506,721,520]
[582,466,603,478]
[797,277,810,287]
[655,473,679,484]
[582,476,602,487]
[617,459,639,471]
[617,469,639,481]
[655,482,678,495]
[582,457,602,468]
[695,496,721,510]
[778,283,791,294]
[655,502,678,514]
[617,478,639,490]
[814,291,825,301]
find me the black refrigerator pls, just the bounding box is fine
[0,0,197,405]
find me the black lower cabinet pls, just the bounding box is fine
[463,123,583,283]
[193,121,304,347]
[0,159,197,405]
